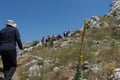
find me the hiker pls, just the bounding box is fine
[63,31,67,38]
[40,37,45,46]
[0,20,23,80]
[50,35,55,46]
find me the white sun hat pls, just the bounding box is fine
[6,20,17,27]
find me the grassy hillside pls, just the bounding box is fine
[0,15,119,80]
[16,15,120,80]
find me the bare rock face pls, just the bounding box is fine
[110,0,120,12]
[109,0,120,20]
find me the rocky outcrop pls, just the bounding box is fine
[109,0,120,13]
[108,0,120,20]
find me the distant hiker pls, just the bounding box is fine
[56,34,62,40]
[50,35,55,46]
[63,31,67,37]
[45,36,50,46]
[50,35,55,40]
[46,36,50,42]
[0,20,23,80]
[40,37,45,46]
[58,34,62,39]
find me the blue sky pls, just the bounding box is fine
[0,0,112,41]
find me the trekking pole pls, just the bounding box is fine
[74,19,89,80]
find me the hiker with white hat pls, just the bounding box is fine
[0,20,23,80]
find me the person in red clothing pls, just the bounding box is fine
[0,20,23,80]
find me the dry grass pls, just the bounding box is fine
[16,21,120,80]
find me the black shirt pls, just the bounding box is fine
[0,26,23,51]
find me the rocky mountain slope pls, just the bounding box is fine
[0,0,120,80]
[18,0,120,80]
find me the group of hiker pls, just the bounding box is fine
[39,30,74,46]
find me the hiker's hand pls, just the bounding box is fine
[19,50,23,56]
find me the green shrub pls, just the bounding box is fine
[31,41,39,47]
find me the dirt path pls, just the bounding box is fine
[13,71,20,80]
[0,61,20,80]
[0,53,29,80]
[0,56,22,80]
